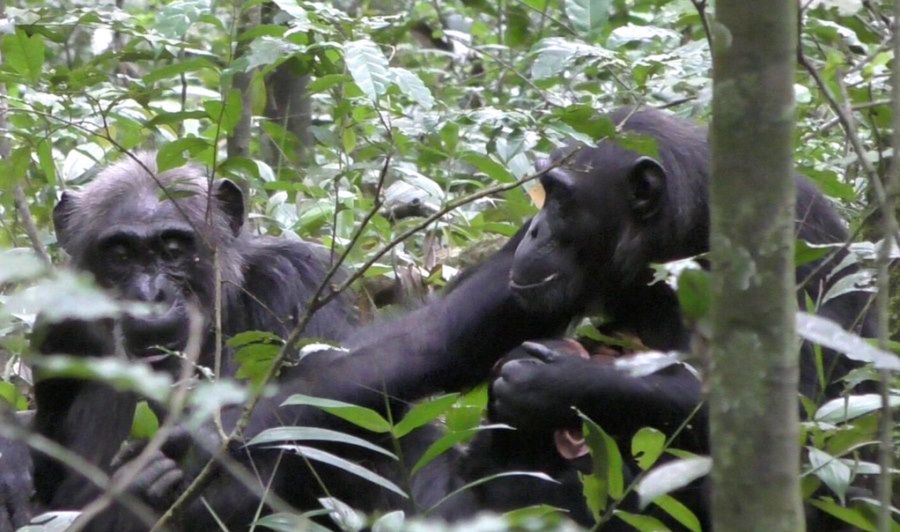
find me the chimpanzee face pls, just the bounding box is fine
[53,167,244,366]
[509,143,667,315]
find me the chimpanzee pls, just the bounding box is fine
[485,107,875,528]
[18,108,873,530]
[19,152,358,519]
[11,152,573,531]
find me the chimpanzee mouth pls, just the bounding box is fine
[509,272,559,291]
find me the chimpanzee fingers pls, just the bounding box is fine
[498,357,542,385]
[145,468,183,503]
[111,440,147,469]
[520,341,562,363]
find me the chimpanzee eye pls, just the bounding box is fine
[161,238,185,260]
[109,243,131,263]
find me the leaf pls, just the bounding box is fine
[461,152,516,183]
[808,499,877,532]
[254,512,331,532]
[632,427,666,470]
[343,40,391,102]
[676,269,710,321]
[796,312,900,371]
[248,426,396,459]
[18,511,82,532]
[390,68,434,109]
[202,89,242,135]
[319,497,366,531]
[807,447,851,504]
[281,394,392,433]
[157,139,209,172]
[393,393,459,438]
[371,510,405,532]
[2,29,45,83]
[814,394,900,424]
[653,494,701,532]
[0,249,46,284]
[412,424,512,474]
[612,510,671,531]
[577,410,624,518]
[426,471,557,514]
[635,456,712,509]
[281,445,407,498]
[34,355,172,403]
[143,57,217,84]
[565,0,612,37]
[795,240,840,267]
[37,140,56,185]
[130,401,160,439]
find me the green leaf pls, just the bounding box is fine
[612,510,671,532]
[412,424,512,474]
[157,139,209,172]
[143,57,217,84]
[283,445,407,498]
[635,456,712,509]
[653,494,701,532]
[248,426,396,459]
[632,427,666,470]
[343,40,391,102]
[426,471,557,514]
[676,269,711,321]
[2,30,45,84]
[796,312,900,371]
[37,140,56,185]
[578,410,624,518]
[565,0,612,37]
[203,89,242,135]
[281,394,392,433]
[390,68,435,109]
[504,5,530,48]
[808,499,877,532]
[795,239,840,267]
[461,152,516,183]
[130,401,160,439]
[615,132,659,158]
[393,393,459,438]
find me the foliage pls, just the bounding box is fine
[0,0,897,529]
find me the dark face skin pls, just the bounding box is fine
[509,145,667,315]
[83,199,214,367]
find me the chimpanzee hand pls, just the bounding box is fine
[490,341,596,432]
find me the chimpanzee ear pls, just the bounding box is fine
[628,156,666,221]
[214,179,244,236]
[53,192,77,252]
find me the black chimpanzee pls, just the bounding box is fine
[8,151,572,531]
[13,152,358,522]
[12,107,872,530]
[484,107,876,528]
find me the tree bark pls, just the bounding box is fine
[708,2,804,531]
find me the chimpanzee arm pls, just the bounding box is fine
[491,343,707,453]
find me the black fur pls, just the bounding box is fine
[27,153,356,519]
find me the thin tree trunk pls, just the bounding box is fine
[708,1,804,531]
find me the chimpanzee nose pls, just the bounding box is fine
[127,273,172,304]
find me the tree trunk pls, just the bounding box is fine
[708,2,804,531]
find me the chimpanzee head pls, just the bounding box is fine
[52,152,246,364]
[509,108,710,315]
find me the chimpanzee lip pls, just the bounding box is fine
[509,272,559,290]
